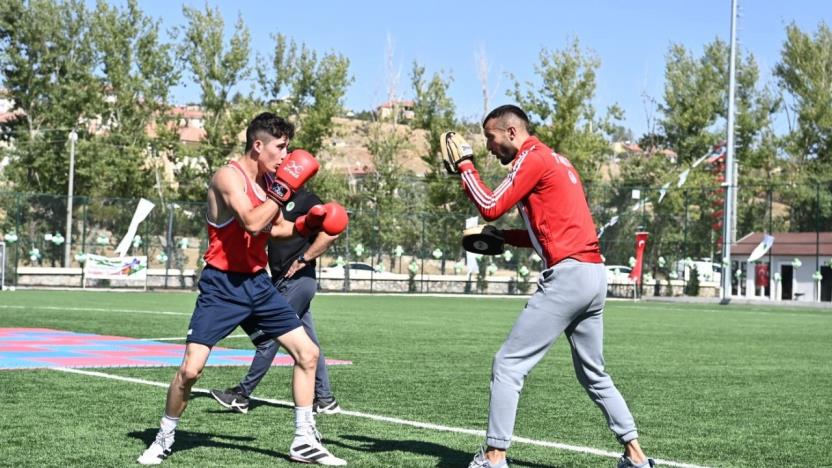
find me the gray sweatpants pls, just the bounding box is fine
[486,259,638,449]
[238,274,334,400]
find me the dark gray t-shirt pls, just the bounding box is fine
[267,188,322,279]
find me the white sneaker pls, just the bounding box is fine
[469,446,508,468]
[137,430,173,465]
[289,426,347,466]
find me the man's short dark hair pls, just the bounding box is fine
[245,112,295,152]
[483,105,530,131]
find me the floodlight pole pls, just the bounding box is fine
[64,129,78,268]
[721,0,739,302]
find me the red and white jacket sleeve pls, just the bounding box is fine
[457,153,542,222]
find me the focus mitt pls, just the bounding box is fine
[440,131,474,174]
[462,224,505,255]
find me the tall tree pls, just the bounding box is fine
[0,0,97,193]
[349,123,418,269]
[774,22,832,231]
[659,40,728,164]
[655,38,796,240]
[257,34,352,156]
[79,0,180,200]
[409,62,465,270]
[256,34,352,205]
[176,5,252,200]
[774,22,832,169]
[731,52,782,237]
[509,38,622,181]
[411,63,460,204]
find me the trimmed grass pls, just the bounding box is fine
[1,291,830,467]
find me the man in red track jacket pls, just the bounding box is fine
[452,105,653,468]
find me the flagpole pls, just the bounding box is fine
[721,0,739,302]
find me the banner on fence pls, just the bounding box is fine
[83,254,148,280]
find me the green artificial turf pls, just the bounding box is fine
[1,290,830,467]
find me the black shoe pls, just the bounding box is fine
[210,386,249,414]
[313,396,341,415]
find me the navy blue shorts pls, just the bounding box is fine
[186,266,302,347]
[241,273,318,345]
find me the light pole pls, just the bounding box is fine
[64,129,78,267]
[721,0,738,302]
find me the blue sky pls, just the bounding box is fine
[135,0,830,138]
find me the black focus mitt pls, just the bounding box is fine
[462,224,505,255]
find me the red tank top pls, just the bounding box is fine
[202,161,269,273]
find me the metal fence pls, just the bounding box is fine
[1,181,831,299]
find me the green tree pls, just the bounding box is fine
[774,22,832,169]
[255,34,353,206]
[659,40,727,164]
[80,0,180,201]
[654,39,784,261]
[732,53,782,238]
[509,38,621,181]
[176,5,252,200]
[0,0,97,193]
[350,123,419,269]
[773,22,832,232]
[257,34,352,155]
[409,63,467,269]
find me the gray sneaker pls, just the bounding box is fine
[617,456,656,468]
[468,446,508,468]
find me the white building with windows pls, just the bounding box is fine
[730,232,832,303]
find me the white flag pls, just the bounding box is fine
[676,169,690,188]
[115,198,156,257]
[747,234,775,263]
[465,216,480,274]
[631,199,648,212]
[691,152,709,169]
[597,216,619,238]
[658,181,671,204]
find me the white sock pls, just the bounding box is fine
[294,406,315,435]
[160,414,179,435]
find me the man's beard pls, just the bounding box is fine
[498,148,515,165]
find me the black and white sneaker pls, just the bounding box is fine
[289,426,347,465]
[210,386,250,414]
[313,396,342,415]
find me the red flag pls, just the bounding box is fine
[629,232,649,285]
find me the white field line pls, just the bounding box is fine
[0,304,191,316]
[2,302,820,322]
[51,367,709,468]
[142,334,249,341]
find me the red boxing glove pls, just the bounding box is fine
[294,204,326,237]
[293,202,349,237]
[265,149,320,204]
[320,201,349,235]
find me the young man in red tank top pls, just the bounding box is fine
[138,113,346,465]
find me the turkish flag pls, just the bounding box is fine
[629,232,649,285]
